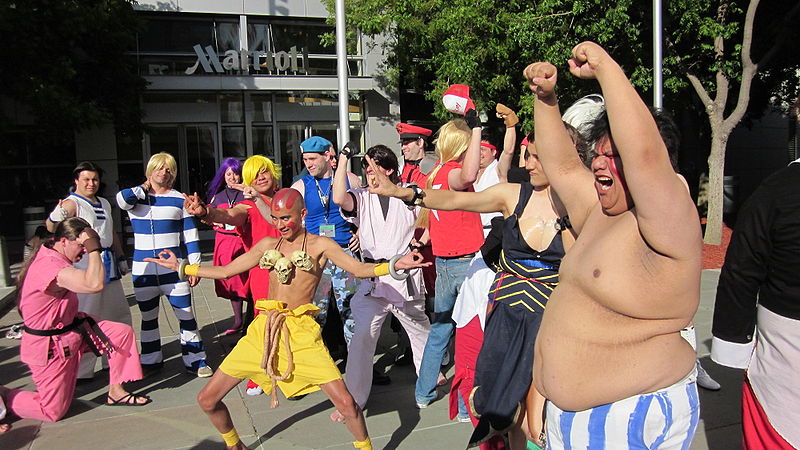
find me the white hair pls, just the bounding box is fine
[562,94,606,132]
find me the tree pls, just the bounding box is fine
[0,0,147,135]
[329,1,800,244]
[664,0,800,244]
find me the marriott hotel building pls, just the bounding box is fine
[2,0,404,240]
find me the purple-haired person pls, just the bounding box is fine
[207,158,250,335]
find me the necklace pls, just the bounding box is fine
[258,230,314,283]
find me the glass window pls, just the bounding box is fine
[250,94,273,122]
[185,125,217,196]
[139,17,215,53]
[220,93,244,123]
[216,21,240,52]
[271,21,334,54]
[247,22,271,52]
[116,131,143,162]
[222,126,246,158]
[252,126,274,158]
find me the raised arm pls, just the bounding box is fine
[526,62,597,233]
[56,230,105,294]
[365,156,517,217]
[448,111,483,191]
[46,198,77,232]
[495,103,518,183]
[569,41,699,256]
[332,154,356,213]
[117,181,150,210]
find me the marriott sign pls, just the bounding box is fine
[186,45,304,75]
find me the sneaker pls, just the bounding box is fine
[186,366,214,378]
[457,415,472,423]
[5,324,23,340]
[416,402,429,409]
[246,379,263,396]
[696,361,721,391]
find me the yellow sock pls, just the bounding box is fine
[353,437,372,449]
[221,428,240,447]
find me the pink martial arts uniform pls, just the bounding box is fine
[5,246,142,422]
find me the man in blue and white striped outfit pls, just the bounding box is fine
[117,152,211,377]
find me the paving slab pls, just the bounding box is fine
[0,267,740,449]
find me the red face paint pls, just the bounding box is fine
[273,188,303,211]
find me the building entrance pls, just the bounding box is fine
[144,124,218,197]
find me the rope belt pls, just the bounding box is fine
[259,309,294,408]
[23,316,113,357]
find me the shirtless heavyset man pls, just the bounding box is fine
[146,188,429,450]
[524,42,702,447]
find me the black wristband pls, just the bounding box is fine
[465,109,481,129]
[403,184,424,208]
[340,141,358,159]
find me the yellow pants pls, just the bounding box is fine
[219,300,342,398]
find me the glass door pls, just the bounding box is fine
[145,124,218,196]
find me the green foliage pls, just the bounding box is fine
[0,0,146,134]
[324,0,799,129]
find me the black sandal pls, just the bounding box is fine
[107,392,152,406]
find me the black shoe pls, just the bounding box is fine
[372,368,391,385]
[395,347,413,366]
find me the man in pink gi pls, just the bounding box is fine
[331,144,431,414]
[1,218,147,430]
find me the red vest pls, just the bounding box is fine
[425,161,484,257]
[238,198,280,300]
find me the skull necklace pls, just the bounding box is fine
[258,230,314,284]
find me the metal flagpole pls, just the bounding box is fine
[335,0,350,149]
[653,0,663,108]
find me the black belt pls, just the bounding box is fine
[24,316,113,357]
[363,257,389,263]
[439,252,476,260]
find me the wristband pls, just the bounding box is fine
[83,237,102,254]
[403,184,424,209]
[184,263,200,278]
[389,254,409,280]
[49,206,68,223]
[373,263,389,277]
[465,109,481,129]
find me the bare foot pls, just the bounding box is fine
[437,372,448,386]
[0,423,10,433]
[329,410,346,423]
[226,442,248,450]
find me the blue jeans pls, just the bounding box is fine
[415,256,471,405]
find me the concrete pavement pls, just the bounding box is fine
[0,267,743,449]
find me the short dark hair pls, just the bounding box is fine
[583,109,679,171]
[73,161,103,180]
[363,145,400,184]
